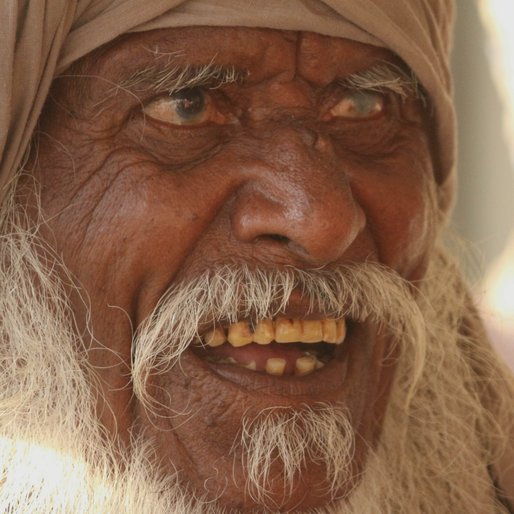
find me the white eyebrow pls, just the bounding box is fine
[119,54,421,100]
[118,57,248,95]
[339,62,425,101]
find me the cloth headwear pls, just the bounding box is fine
[0,0,456,209]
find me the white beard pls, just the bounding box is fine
[0,200,513,513]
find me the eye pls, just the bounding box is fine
[143,87,227,126]
[328,90,385,120]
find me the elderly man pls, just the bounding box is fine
[1,1,513,512]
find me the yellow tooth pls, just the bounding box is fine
[228,321,253,347]
[321,319,337,343]
[335,319,347,344]
[243,361,257,371]
[252,319,274,345]
[301,320,323,343]
[295,355,317,376]
[204,327,226,347]
[265,358,287,376]
[275,318,302,343]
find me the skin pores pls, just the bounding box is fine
[26,27,438,511]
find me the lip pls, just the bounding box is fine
[180,320,366,399]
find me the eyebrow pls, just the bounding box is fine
[114,57,423,105]
[117,58,248,95]
[338,62,425,101]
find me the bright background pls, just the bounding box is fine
[452,0,514,370]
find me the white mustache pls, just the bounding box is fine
[131,263,426,404]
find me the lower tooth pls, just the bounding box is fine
[242,361,257,371]
[295,355,316,376]
[265,358,286,376]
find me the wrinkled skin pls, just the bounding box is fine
[28,27,438,511]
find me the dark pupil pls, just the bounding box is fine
[172,88,205,119]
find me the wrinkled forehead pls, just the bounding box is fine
[84,27,400,88]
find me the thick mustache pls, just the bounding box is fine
[144,262,412,327]
[131,263,425,400]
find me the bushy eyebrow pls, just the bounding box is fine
[113,57,423,107]
[339,62,425,101]
[117,58,248,95]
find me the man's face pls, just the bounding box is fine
[30,27,437,511]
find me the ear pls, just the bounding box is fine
[437,172,456,215]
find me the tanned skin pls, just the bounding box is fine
[28,27,438,511]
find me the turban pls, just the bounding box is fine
[0,0,456,208]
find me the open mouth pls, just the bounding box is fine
[192,317,347,377]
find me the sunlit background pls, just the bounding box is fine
[453,0,514,370]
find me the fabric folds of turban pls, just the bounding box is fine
[1,0,455,207]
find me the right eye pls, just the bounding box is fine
[143,87,228,127]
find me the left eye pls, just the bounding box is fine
[143,87,226,126]
[329,90,385,120]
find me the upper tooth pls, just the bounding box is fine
[274,318,302,343]
[300,320,323,343]
[205,327,226,347]
[252,319,274,345]
[227,321,253,347]
[205,317,347,347]
[335,319,346,344]
[321,319,337,343]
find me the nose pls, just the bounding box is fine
[229,130,365,267]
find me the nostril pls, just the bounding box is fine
[265,234,291,244]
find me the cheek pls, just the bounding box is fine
[378,185,436,276]
[351,160,438,278]
[47,162,230,324]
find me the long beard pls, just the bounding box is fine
[0,206,513,513]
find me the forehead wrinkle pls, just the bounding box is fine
[248,32,299,87]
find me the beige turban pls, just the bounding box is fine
[0,0,456,208]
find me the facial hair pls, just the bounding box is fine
[0,198,513,513]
